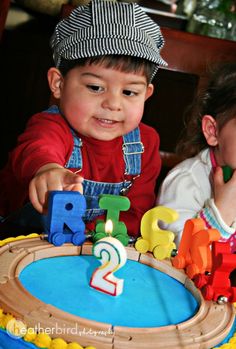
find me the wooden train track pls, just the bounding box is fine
[0,237,234,349]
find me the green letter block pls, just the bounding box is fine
[94,194,130,246]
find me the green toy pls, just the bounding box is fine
[94,194,130,246]
[222,165,233,182]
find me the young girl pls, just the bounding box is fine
[157,62,236,251]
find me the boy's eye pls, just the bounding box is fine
[123,90,137,96]
[87,85,103,92]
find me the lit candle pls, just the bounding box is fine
[90,220,127,296]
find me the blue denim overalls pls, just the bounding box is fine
[0,106,144,235]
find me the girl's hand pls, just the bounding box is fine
[213,166,236,226]
[29,163,84,213]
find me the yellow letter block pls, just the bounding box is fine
[135,206,178,260]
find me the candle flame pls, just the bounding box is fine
[105,219,113,236]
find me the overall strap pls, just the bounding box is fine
[122,127,144,176]
[44,105,83,170]
[44,105,60,114]
[66,130,83,170]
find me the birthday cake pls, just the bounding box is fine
[0,234,235,349]
[0,194,235,349]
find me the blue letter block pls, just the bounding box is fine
[45,191,86,246]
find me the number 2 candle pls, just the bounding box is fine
[90,220,127,296]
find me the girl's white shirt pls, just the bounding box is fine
[157,148,236,245]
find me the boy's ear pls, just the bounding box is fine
[202,115,218,146]
[47,67,63,99]
[145,83,154,101]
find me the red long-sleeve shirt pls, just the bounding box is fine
[0,111,161,236]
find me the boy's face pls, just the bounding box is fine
[48,63,153,141]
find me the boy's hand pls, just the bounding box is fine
[213,166,236,226]
[29,163,84,213]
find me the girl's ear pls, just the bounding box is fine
[47,67,63,99]
[202,114,218,146]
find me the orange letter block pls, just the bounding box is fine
[172,218,220,279]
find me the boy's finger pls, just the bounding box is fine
[71,183,84,194]
[29,182,44,214]
[64,172,84,185]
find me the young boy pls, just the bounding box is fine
[0,0,167,240]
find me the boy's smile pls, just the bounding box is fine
[48,63,153,141]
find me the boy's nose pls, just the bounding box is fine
[102,93,121,111]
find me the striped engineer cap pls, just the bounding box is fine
[50,0,167,77]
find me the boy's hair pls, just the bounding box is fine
[59,55,156,82]
[50,0,167,81]
[176,62,236,158]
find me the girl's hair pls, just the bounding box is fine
[59,55,156,83]
[176,62,236,158]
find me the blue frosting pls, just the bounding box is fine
[19,255,198,327]
[0,254,233,348]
